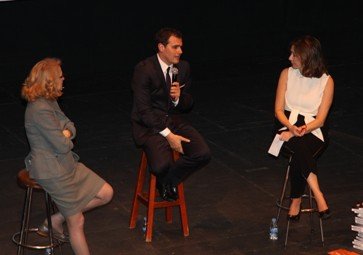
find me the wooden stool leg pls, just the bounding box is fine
[146,174,157,242]
[130,151,190,242]
[177,183,189,237]
[129,153,148,229]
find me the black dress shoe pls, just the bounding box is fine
[166,183,178,201]
[287,211,301,221]
[319,209,332,220]
[157,183,173,202]
[157,182,178,202]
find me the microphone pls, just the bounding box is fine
[171,67,178,83]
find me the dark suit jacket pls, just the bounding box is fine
[24,98,79,179]
[131,55,194,146]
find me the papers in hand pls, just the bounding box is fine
[268,134,284,157]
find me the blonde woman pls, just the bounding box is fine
[22,58,113,255]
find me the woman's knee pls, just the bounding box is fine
[67,213,85,230]
[99,183,113,204]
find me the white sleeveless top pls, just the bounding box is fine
[284,67,329,141]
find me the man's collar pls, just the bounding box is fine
[157,53,172,73]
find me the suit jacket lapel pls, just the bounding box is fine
[151,55,170,97]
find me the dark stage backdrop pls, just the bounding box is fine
[0,0,362,86]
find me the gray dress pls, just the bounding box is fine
[24,98,105,217]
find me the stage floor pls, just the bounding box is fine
[0,58,362,255]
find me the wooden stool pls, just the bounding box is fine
[129,151,189,242]
[12,169,63,255]
[275,146,325,247]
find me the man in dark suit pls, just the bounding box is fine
[131,27,211,201]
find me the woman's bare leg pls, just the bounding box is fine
[288,197,302,216]
[48,212,65,233]
[82,183,113,213]
[67,183,113,254]
[66,213,89,255]
[306,172,328,212]
[45,183,113,233]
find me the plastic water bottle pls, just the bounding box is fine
[45,248,52,255]
[269,217,278,240]
[142,216,147,233]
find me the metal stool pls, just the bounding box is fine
[129,151,189,242]
[12,169,63,255]
[275,145,325,247]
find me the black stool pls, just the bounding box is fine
[12,169,63,255]
[275,145,325,247]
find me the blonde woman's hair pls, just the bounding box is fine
[21,58,62,102]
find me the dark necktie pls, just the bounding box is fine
[165,67,171,90]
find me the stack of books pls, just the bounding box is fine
[351,202,363,251]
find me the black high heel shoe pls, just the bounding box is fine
[287,211,301,221]
[319,209,332,220]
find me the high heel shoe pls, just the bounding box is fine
[37,222,70,242]
[319,209,332,220]
[287,211,301,221]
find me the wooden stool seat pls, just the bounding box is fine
[129,151,189,242]
[12,169,63,255]
[17,169,42,189]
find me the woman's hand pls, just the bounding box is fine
[62,129,72,138]
[288,125,306,137]
[279,131,294,142]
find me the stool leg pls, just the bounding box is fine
[45,192,55,254]
[308,188,315,234]
[17,187,33,255]
[129,153,148,229]
[177,183,189,237]
[284,219,290,247]
[277,155,292,223]
[319,218,325,246]
[145,175,157,242]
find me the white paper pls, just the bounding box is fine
[268,134,284,157]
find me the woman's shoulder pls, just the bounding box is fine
[279,67,290,79]
[28,98,55,111]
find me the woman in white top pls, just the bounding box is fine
[275,35,334,221]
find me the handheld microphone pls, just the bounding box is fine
[171,67,178,84]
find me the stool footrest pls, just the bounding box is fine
[137,194,184,208]
[12,228,61,250]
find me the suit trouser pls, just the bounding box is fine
[285,133,325,198]
[143,121,211,185]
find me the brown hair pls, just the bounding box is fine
[154,27,183,52]
[290,35,328,78]
[21,58,63,102]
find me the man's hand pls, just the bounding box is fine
[166,132,190,154]
[62,129,72,138]
[170,82,181,101]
